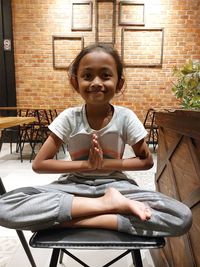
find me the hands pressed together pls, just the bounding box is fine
[88,134,104,170]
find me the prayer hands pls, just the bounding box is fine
[88,133,103,170]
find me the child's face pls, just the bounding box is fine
[76,50,119,106]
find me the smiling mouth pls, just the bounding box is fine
[87,88,106,93]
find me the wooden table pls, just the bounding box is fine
[0,107,62,123]
[0,107,24,110]
[0,106,63,111]
[0,116,36,130]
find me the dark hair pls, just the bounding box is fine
[69,43,124,83]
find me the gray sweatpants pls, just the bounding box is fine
[0,175,192,236]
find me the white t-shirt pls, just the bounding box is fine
[49,105,147,178]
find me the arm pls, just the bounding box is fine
[101,138,154,171]
[32,133,103,174]
[32,132,153,174]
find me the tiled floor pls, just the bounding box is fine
[0,143,157,267]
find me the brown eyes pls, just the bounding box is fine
[83,73,92,80]
[82,73,112,81]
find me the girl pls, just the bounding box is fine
[0,43,192,236]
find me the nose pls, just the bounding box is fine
[91,76,103,88]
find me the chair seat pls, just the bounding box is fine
[30,228,165,250]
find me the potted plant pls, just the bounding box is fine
[172,59,200,110]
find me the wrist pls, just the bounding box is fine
[101,159,123,170]
[82,160,95,171]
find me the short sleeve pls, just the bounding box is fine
[125,109,147,146]
[48,108,74,144]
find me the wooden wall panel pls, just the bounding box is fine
[153,110,200,267]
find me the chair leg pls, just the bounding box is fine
[131,249,143,267]
[61,249,90,267]
[10,140,13,154]
[59,250,64,264]
[16,230,37,267]
[58,249,144,267]
[62,144,66,154]
[102,250,131,267]
[0,131,4,152]
[18,129,24,163]
[0,140,2,152]
[49,248,60,267]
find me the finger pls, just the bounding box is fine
[94,148,103,169]
[95,137,102,152]
[91,137,98,150]
[92,133,98,143]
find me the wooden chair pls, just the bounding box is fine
[0,177,37,267]
[30,228,165,267]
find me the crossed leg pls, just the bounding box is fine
[60,187,151,230]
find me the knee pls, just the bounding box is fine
[180,205,193,234]
[172,205,192,236]
[0,201,12,229]
[0,198,22,230]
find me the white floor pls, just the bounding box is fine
[0,143,157,267]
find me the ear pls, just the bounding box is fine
[116,78,125,93]
[70,76,79,92]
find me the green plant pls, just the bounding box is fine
[172,59,200,109]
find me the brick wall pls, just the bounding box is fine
[12,0,200,120]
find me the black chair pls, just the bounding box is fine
[0,126,21,154]
[30,228,165,267]
[143,108,158,151]
[0,177,37,267]
[28,109,65,160]
[0,109,37,162]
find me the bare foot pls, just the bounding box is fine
[102,187,151,221]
